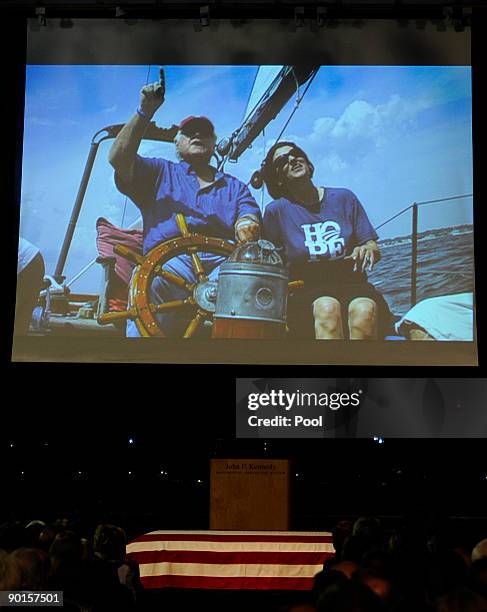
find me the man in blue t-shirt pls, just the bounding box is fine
[109,69,261,336]
[261,141,392,339]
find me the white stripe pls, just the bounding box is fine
[139,562,324,579]
[127,541,335,554]
[145,530,331,537]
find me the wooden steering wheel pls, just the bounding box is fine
[98,214,235,337]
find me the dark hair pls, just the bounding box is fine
[11,548,50,590]
[435,588,487,612]
[316,581,385,612]
[93,524,126,561]
[261,141,315,199]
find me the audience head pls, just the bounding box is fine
[38,526,57,552]
[330,560,361,580]
[332,520,353,561]
[49,530,82,566]
[316,580,384,612]
[353,568,392,602]
[93,524,127,561]
[0,550,21,590]
[353,517,384,547]
[24,520,46,548]
[10,547,50,589]
[435,588,487,612]
[473,539,487,563]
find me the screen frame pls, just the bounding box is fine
[8,15,481,367]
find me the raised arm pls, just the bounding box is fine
[108,68,166,183]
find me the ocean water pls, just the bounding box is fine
[368,228,475,316]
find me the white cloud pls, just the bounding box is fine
[309,94,430,148]
[321,153,349,173]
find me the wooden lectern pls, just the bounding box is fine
[210,459,291,530]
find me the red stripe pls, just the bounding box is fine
[140,575,314,590]
[128,550,334,566]
[131,534,332,544]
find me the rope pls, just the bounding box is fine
[274,68,318,144]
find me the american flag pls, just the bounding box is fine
[126,530,335,590]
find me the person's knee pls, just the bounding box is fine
[348,298,377,339]
[313,297,341,324]
[313,298,343,337]
[348,298,377,324]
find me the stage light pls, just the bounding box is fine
[9,442,14,448]
[295,7,305,28]
[200,6,210,27]
[36,7,47,27]
[373,436,384,444]
[316,7,327,28]
[451,6,471,32]
[128,437,135,445]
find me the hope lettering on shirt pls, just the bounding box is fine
[301,221,346,261]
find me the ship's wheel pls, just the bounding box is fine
[98,214,235,337]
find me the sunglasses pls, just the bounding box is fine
[180,125,214,139]
[272,148,307,172]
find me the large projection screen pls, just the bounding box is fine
[13,19,476,365]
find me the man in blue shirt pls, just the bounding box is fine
[109,69,261,336]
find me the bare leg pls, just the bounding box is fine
[348,297,377,340]
[313,296,344,339]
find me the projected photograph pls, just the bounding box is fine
[17,64,474,349]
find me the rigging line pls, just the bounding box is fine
[274,68,319,144]
[290,67,301,102]
[121,64,152,228]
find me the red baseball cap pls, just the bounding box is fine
[179,115,215,134]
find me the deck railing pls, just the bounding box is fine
[375,193,473,308]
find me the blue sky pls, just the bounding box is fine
[20,65,473,292]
